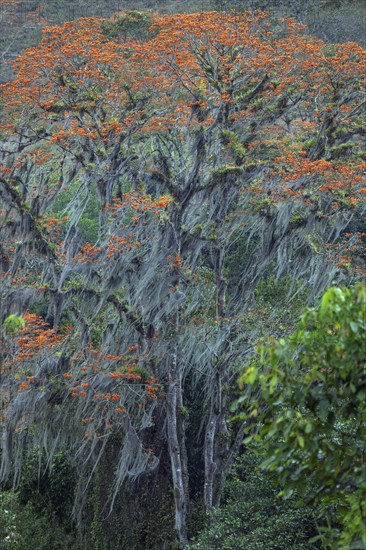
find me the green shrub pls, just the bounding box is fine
[191,453,318,549]
[0,490,81,549]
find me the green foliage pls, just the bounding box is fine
[221,130,248,163]
[2,315,25,337]
[101,10,156,42]
[82,457,177,550]
[328,143,354,159]
[52,181,99,243]
[0,450,79,548]
[210,164,243,185]
[0,489,81,549]
[18,450,76,522]
[236,284,366,548]
[190,453,317,549]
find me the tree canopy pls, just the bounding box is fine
[0,9,365,547]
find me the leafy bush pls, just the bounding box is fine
[0,449,80,548]
[0,490,81,549]
[238,284,366,548]
[191,453,318,549]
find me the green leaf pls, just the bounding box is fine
[243,366,258,385]
[319,400,329,421]
[269,374,278,394]
[305,422,313,434]
[2,314,26,336]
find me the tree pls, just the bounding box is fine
[237,284,366,548]
[0,10,365,547]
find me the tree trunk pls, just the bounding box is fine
[204,368,230,510]
[204,244,230,511]
[167,343,189,548]
[166,217,189,547]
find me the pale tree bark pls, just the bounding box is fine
[204,361,232,510]
[203,210,247,511]
[167,342,189,548]
[202,179,232,509]
[166,222,190,548]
